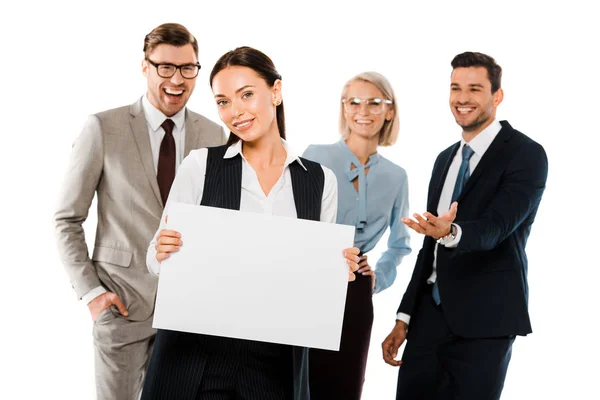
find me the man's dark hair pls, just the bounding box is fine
[143,23,198,59]
[451,52,502,93]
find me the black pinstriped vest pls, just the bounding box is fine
[201,144,324,219]
[200,144,325,400]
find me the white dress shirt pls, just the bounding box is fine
[147,138,339,275]
[81,94,187,304]
[397,119,502,324]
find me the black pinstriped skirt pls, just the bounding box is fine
[142,332,293,400]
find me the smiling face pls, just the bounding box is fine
[449,66,503,135]
[343,80,393,141]
[212,66,281,143]
[142,43,198,117]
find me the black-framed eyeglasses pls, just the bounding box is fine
[146,58,201,79]
[342,97,393,115]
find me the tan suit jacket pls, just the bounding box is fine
[54,97,226,321]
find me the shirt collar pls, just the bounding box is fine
[224,138,307,170]
[142,94,186,132]
[336,138,381,169]
[461,118,502,156]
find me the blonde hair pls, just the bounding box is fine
[339,72,399,146]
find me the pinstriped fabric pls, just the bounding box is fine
[142,146,325,400]
[195,337,242,400]
[201,145,242,211]
[142,330,209,400]
[234,340,293,400]
[289,158,324,221]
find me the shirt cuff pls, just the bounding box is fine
[147,245,161,276]
[442,223,462,248]
[81,286,106,305]
[396,312,411,325]
[373,270,382,294]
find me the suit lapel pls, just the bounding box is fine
[129,98,163,207]
[184,109,199,158]
[428,142,459,213]
[457,121,514,202]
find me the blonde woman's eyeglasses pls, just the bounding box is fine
[342,97,393,115]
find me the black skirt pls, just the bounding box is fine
[309,272,374,400]
[142,331,294,400]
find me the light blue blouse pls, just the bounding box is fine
[303,139,412,293]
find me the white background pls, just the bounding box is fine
[1,0,598,399]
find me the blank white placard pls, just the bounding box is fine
[153,202,356,351]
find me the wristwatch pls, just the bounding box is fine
[437,224,457,246]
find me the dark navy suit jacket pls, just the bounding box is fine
[398,120,548,338]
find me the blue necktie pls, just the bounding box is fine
[451,144,475,203]
[432,144,475,305]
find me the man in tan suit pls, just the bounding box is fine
[53,23,226,399]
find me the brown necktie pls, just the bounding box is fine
[157,118,176,206]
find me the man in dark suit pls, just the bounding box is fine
[382,51,548,400]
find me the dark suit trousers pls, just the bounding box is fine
[396,286,515,400]
[141,330,293,400]
[309,272,374,400]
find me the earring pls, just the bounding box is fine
[275,99,281,106]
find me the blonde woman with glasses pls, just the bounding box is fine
[303,72,412,400]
